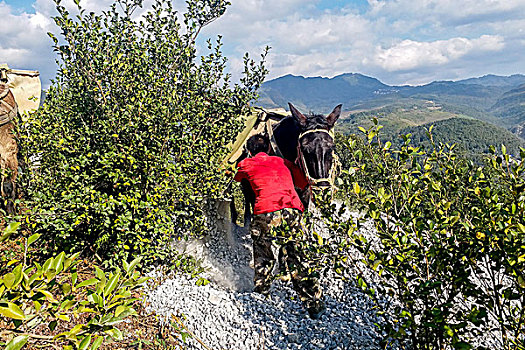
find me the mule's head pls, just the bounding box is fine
[289,103,342,188]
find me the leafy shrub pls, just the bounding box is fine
[20,0,268,266]
[337,121,525,349]
[0,223,147,349]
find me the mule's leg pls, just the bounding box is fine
[241,179,255,227]
[230,197,239,225]
[0,122,18,216]
[297,187,311,211]
[244,196,252,228]
[2,179,15,215]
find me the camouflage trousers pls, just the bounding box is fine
[250,208,323,311]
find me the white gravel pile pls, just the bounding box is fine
[145,203,392,349]
[146,273,384,350]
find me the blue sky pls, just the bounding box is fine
[317,0,369,12]
[1,0,524,89]
[3,0,34,13]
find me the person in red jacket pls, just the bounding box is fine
[234,134,325,319]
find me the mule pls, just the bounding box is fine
[236,103,341,225]
[0,81,19,215]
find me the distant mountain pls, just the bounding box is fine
[258,73,394,113]
[457,74,525,87]
[337,100,485,140]
[399,81,504,110]
[257,73,525,141]
[258,73,525,113]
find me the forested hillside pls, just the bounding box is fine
[491,84,525,138]
[397,118,525,157]
[335,99,525,160]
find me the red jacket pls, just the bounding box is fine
[234,152,308,215]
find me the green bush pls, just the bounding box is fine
[336,121,525,349]
[20,0,268,265]
[0,223,147,349]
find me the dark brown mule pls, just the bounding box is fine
[0,78,19,215]
[281,103,341,188]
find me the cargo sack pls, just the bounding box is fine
[0,63,41,118]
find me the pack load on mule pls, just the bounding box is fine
[224,104,341,224]
[0,63,41,215]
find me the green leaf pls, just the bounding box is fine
[114,305,128,318]
[39,290,58,303]
[116,306,135,319]
[88,293,103,307]
[127,257,141,274]
[0,302,26,320]
[353,182,360,195]
[76,278,99,288]
[122,260,130,275]
[518,275,525,288]
[33,300,42,312]
[104,273,120,296]
[79,334,92,350]
[91,337,104,350]
[42,257,53,273]
[357,277,367,289]
[94,267,105,280]
[0,222,20,242]
[60,299,75,310]
[11,264,23,288]
[180,332,191,343]
[52,252,66,273]
[104,328,123,341]
[5,335,29,350]
[27,233,41,246]
[454,342,473,350]
[61,283,72,295]
[3,273,16,289]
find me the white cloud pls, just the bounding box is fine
[1,0,160,89]
[0,2,54,82]
[368,0,525,25]
[373,35,505,72]
[204,4,376,80]
[0,47,31,63]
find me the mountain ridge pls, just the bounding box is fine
[257,72,525,141]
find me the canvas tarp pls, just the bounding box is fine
[223,107,290,166]
[0,63,41,117]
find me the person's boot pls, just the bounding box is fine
[253,283,271,296]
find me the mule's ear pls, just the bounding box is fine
[288,102,306,126]
[327,104,342,127]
